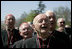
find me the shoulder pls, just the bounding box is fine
[13,29,19,35]
[1,29,6,33]
[1,29,7,36]
[13,29,19,32]
[65,28,71,31]
[25,36,36,43]
[22,35,37,48]
[12,39,24,48]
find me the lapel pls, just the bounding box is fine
[32,34,39,48]
[24,35,39,48]
[1,29,8,46]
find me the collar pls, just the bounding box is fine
[6,26,15,31]
[37,34,49,42]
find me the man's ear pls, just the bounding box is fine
[32,24,37,33]
[32,24,35,29]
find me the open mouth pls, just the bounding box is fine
[50,22,54,25]
[41,25,47,29]
[24,33,28,35]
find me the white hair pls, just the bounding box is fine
[57,18,65,23]
[45,10,56,17]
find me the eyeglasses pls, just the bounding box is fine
[60,21,65,24]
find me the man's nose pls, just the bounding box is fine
[24,29,27,31]
[42,20,46,24]
[10,19,13,22]
[50,18,53,21]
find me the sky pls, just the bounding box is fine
[1,1,71,21]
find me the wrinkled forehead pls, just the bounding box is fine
[5,15,15,20]
[58,18,65,23]
[33,14,48,24]
[45,11,56,18]
[20,23,30,29]
[35,14,48,20]
[47,12,54,16]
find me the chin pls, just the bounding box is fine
[41,31,47,33]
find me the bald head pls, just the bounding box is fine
[45,10,56,17]
[19,22,33,39]
[19,22,32,32]
[33,14,50,38]
[33,14,49,25]
[65,25,70,28]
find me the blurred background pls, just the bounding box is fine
[1,1,71,29]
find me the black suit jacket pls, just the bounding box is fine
[65,28,71,48]
[1,29,22,48]
[53,30,71,48]
[0,30,3,48]
[65,28,71,35]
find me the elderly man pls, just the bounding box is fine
[57,18,66,32]
[12,22,33,48]
[1,14,22,48]
[45,10,56,34]
[45,10,70,48]
[57,18,71,35]
[57,18,71,48]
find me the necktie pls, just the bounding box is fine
[7,29,13,48]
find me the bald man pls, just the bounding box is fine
[1,14,22,48]
[12,22,33,48]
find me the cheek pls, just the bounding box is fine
[35,24,41,29]
[20,32,24,35]
[5,20,8,24]
[29,30,32,33]
[20,30,25,34]
[20,33,23,36]
[60,23,62,26]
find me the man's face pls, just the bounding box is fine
[5,16,15,28]
[20,23,32,39]
[47,13,56,31]
[57,19,65,28]
[34,14,49,35]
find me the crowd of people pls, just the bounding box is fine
[0,10,71,48]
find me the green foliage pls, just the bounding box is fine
[53,6,71,26]
[37,1,46,13]
[15,1,46,27]
[15,12,27,27]
[24,10,38,22]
